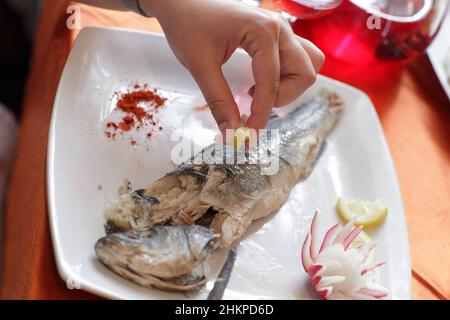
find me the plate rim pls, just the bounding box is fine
[47,26,412,300]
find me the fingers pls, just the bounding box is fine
[243,14,324,126]
[245,43,281,130]
[189,61,241,133]
[274,13,325,72]
[275,36,317,107]
[276,14,325,73]
[273,24,324,107]
[296,36,325,72]
[188,10,324,131]
[241,17,281,130]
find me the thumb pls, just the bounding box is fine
[190,62,241,134]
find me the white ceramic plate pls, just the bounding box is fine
[48,27,411,300]
[428,3,450,101]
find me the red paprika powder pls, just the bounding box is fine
[105,83,167,145]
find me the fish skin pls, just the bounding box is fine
[105,91,343,247]
[202,93,343,247]
[95,225,216,291]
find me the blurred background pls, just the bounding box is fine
[0,0,41,117]
[0,0,42,274]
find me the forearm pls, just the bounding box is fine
[75,0,193,19]
[75,0,128,11]
[75,0,151,15]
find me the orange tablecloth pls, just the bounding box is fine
[1,0,449,300]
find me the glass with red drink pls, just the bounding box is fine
[275,0,448,65]
[273,0,343,19]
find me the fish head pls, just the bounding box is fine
[95,225,216,291]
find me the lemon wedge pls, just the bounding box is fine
[233,127,252,149]
[336,197,388,228]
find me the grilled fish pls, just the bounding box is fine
[104,91,344,248]
[95,225,216,291]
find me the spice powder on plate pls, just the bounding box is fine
[105,83,166,144]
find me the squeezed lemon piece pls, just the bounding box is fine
[336,197,388,228]
[215,114,255,149]
[233,127,251,149]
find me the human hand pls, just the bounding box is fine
[142,0,325,131]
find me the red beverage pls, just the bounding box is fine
[273,0,343,19]
[291,0,448,65]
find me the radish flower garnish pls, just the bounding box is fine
[301,210,389,300]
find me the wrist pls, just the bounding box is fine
[139,0,191,21]
[138,0,172,19]
[134,0,152,17]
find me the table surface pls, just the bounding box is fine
[1,0,449,300]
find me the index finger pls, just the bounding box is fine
[189,61,241,133]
